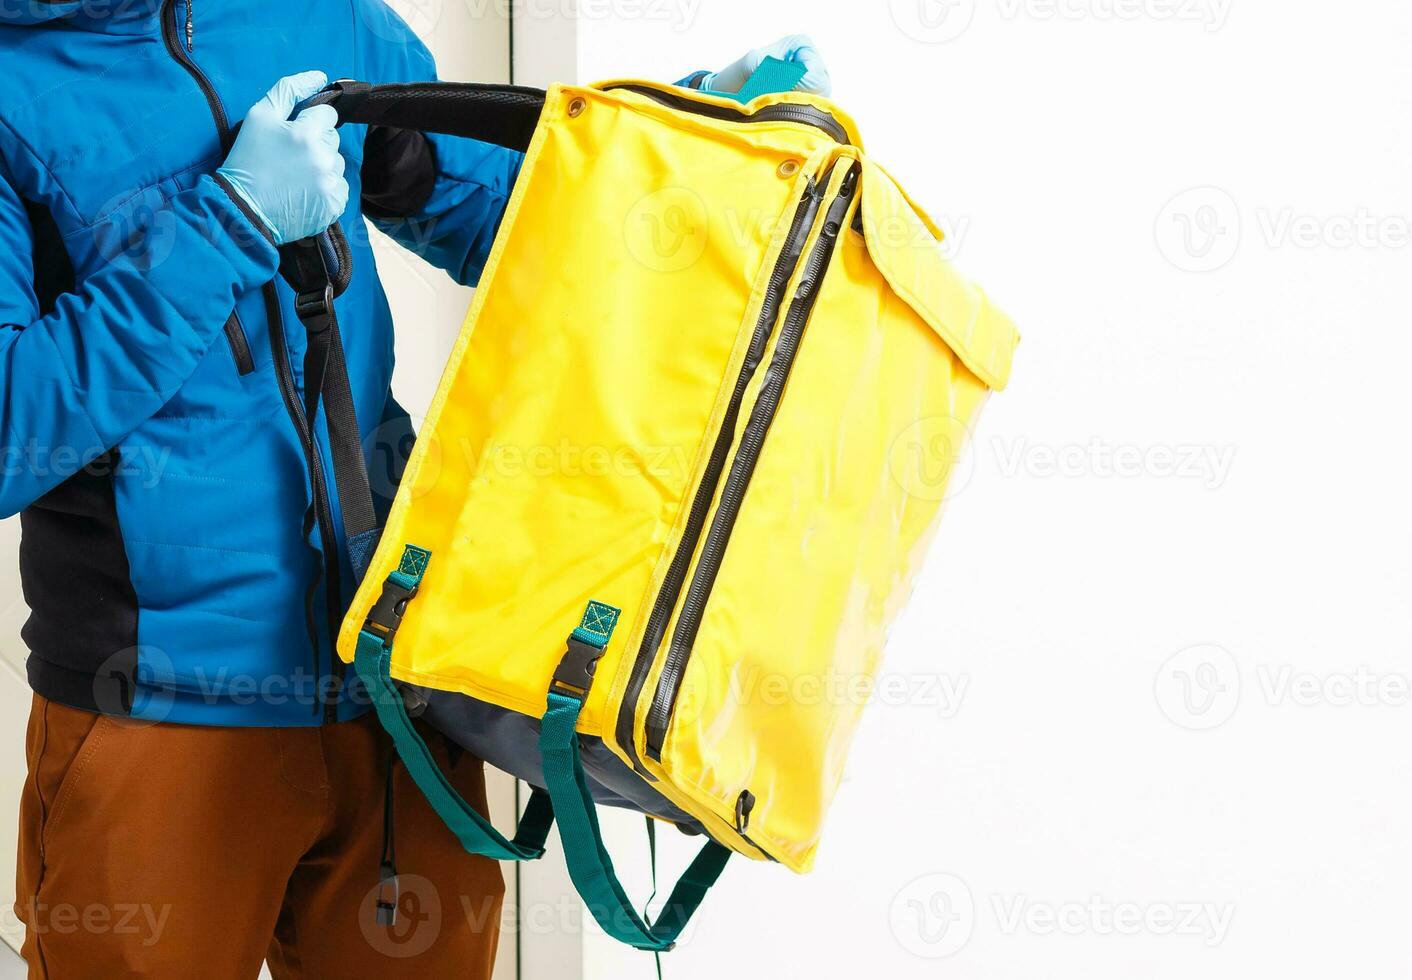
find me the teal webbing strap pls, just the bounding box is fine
[541,692,732,951]
[540,602,731,953]
[355,545,553,863]
[711,56,810,104]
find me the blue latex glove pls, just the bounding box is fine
[218,71,349,245]
[703,35,832,98]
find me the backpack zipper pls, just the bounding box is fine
[161,0,345,721]
[607,84,848,776]
[644,164,860,762]
[606,83,851,146]
[612,168,835,778]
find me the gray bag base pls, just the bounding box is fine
[406,684,707,836]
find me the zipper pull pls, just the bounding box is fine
[734,790,756,834]
[185,0,194,51]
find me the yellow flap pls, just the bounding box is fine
[859,159,1019,391]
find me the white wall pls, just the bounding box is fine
[507,1,1412,978]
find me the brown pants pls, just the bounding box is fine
[15,695,506,979]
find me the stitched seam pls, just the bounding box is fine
[276,733,330,801]
[150,414,284,422]
[0,112,80,220]
[32,328,106,454]
[33,701,51,838]
[27,701,53,978]
[149,473,280,488]
[432,171,512,204]
[42,717,109,852]
[58,159,218,237]
[126,539,276,560]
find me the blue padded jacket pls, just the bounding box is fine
[0,0,525,724]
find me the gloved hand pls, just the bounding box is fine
[703,35,832,98]
[218,70,349,245]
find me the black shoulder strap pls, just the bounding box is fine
[274,81,549,577]
[299,80,548,153]
[278,232,378,564]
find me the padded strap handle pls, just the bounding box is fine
[297,79,548,153]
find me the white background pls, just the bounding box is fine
[2,1,1410,978]
[535,1,1412,977]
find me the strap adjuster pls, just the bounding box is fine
[550,637,606,701]
[295,285,335,332]
[364,579,418,647]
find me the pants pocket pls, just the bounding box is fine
[31,700,113,852]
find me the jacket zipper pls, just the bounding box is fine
[161,0,344,721]
[613,169,834,776]
[643,165,860,762]
[608,83,851,146]
[223,312,255,375]
[160,0,227,149]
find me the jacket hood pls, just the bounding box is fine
[0,0,164,33]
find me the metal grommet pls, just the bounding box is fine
[568,97,588,118]
[778,159,801,178]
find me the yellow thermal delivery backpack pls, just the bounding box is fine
[295,67,1018,952]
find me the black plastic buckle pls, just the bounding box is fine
[294,284,335,333]
[550,637,606,700]
[365,579,418,647]
[376,861,399,926]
